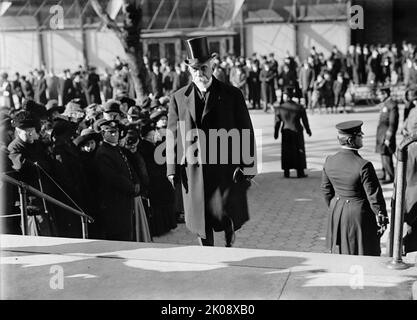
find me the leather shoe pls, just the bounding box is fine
[225,231,235,247]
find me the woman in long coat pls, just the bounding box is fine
[274,88,311,178]
[321,121,388,256]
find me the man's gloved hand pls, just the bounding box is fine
[376,213,389,236]
[134,184,141,196]
[168,175,176,189]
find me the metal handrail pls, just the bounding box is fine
[387,131,417,269]
[1,173,94,239]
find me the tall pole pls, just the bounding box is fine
[78,0,89,69]
[35,13,47,69]
[210,0,215,27]
[240,2,245,57]
[386,131,417,269]
[387,151,408,269]
[293,0,299,58]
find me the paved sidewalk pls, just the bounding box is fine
[1,235,416,300]
[154,108,400,253]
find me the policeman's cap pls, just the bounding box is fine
[94,118,120,132]
[335,120,364,136]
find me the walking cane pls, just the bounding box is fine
[34,162,56,232]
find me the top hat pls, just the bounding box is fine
[184,37,216,67]
[335,120,364,136]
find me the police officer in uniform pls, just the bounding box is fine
[375,87,399,184]
[321,120,388,256]
[94,119,141,241]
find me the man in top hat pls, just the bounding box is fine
[375,87,399,184]
[274,86,311,178]
[166,36,256,247]
[93,118,141,241]
[321,120,388,256]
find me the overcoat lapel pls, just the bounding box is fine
[202,77,221,122]
[184,83,197,124]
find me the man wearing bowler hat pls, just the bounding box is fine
[166,37,257,247]
[321,120,388,256]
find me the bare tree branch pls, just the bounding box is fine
[90,0,123,37]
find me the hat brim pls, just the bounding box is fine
[46,106,64,115]
[73,132,100,147]
[184,53,217,67]
[93,118,121,132]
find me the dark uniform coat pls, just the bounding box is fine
[321,149,387,256]
[404,142,417,253]
[274,101,311,170]
[167,77,256,238]
[94,142,138,241]
[375,97,399,155]
[8,137,57,236]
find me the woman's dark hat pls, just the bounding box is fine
[45,99,64,115]
[116,95,136,108]
[139,119,156,137]
[336,120,364,135]
[150,109,168,122]
[102,99,123,114]
[22,99,47,120]
[73,128,100,147]
[12,110,40,129]
[184,37,216,67]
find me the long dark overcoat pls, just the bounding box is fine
[321,149,388,256]
[375,97,399,155]
[274,101,311,170]
[167,77,256,238]
[94,142,137,241]
[404,142,417,253]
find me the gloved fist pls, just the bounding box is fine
[376,213,389,236]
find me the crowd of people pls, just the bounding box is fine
[1,39,417,253]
